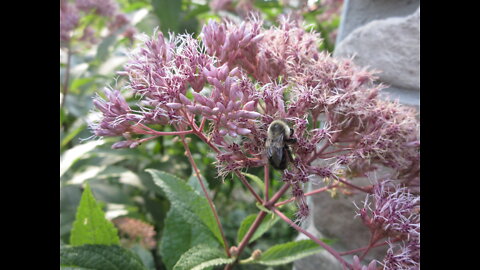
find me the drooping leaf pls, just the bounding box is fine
[173,245,235,270]
[147,169,224,246]
[159,203,219,270]
[60,244,146,270]
[96,34,119,62]
[69,183,120,246]
[246,240,325,266]
[60,140,104,178]
[236,213,280,245]
[151,0,181,34]
[130,245,155,270]
[148,169,224,269]
[241,172,264,193]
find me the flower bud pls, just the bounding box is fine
[218,129,227,136]
[186,105,201,114]
[250,33,265,43]
[252,249,262,260]
[242,100,256,111]
[179,93,192,105]
[237,128,251,135]
[193,92,207,105]
[216,102,226,112]
[166,102,182,109]
[229,246,239,257]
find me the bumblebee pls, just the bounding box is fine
[265,120,297,170]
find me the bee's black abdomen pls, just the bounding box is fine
[269,147,288,170]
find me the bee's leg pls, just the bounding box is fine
[285,145,294,163]
[285,138,297,144]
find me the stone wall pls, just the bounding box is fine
[293,1,420,269]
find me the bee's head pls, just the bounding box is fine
[268,120,291,138]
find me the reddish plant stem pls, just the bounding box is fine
[194,129,221,153]
[224,181,291,270]
[335,177,373,194]
[338,239,394,256]
[307,132,341,163]
[224,211,268,270]
[179,135,231,258]
[264,165,269,201]
[132,123,194,136]
[274,183,339,207]
[266,183,291,206]
[271,207,351,270]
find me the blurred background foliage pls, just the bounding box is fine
[60,0,343,269]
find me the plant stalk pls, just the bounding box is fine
[271,207,351,270]
[179,135,230,258]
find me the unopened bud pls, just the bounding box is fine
[252,249,262,260]
[229,246,239,257]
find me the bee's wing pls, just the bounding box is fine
[267,133,285,159]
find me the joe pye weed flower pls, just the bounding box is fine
[90,14,420,269]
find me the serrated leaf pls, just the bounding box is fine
[248,240,325,266]
[160,203,219,270]
[60,244,146,270]
[237,213,280,245]
[147,169,224,247]
[69,183,120,246]
[173,245,235,270]
[148,170,224,269]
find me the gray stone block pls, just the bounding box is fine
[336,0,420,43]
[334,8,420,91]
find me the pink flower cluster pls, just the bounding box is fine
[91,15,420,226]
[356,180,420,269]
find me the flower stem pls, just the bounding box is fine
[179,135,230,258]
[224,182,291,270]
[264,165,269,201]
[335,177,373,194]
[132,123,194,136]
[271,207,351,270]
[274,183,338,207]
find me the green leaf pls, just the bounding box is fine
[236,213,280,245]
[60,244,146,270]
[148,169,224,269]
[241,172,264,193]
[247,240,325,266]
[69,183,120,246]
[130,245,155,270]
[147,169,223,246]
[173,245,235,270]
[60,139,104,178]
[61,185,83,240]
[96,34,119,62]
[160,203,219,270]
[61,122,86,149]
[151,0,181,34]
